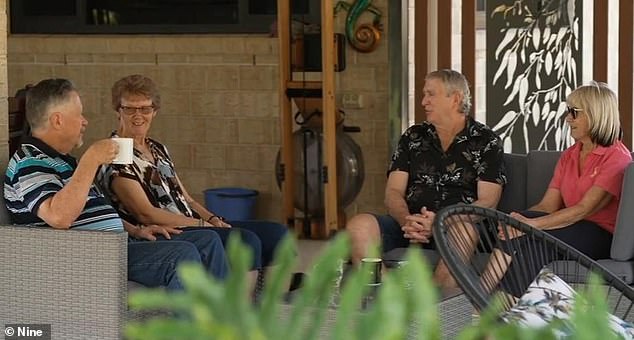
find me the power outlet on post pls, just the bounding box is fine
[342,92,364,109]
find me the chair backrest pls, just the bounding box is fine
[612,162,634,261]
[432,204,634,319]
[525,151,561,208]
[0,162,12,225]
[0,194,12,225]
[498,151,560,213]
[497,153,527,213]
[8,85,32,158]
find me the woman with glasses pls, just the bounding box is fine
[96,74,289,292]
[502,81,631,261]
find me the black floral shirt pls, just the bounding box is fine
[388,117,506,213]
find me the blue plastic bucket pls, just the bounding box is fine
[203,187,259,221]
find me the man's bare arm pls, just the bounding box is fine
[384,170,410,226]
[471,180,503,209]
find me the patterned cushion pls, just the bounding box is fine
[500,268,634,339]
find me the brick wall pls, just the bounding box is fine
[6,2,389,223]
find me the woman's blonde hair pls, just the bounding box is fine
[567,81,621,146]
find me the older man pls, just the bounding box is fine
[4,78,228,290]
[346,69,506,289]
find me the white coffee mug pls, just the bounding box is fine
[111,137,134,164]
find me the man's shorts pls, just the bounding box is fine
[373,214,436,253]
[373,213,497,254]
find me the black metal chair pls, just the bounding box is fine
[432,204,634,321]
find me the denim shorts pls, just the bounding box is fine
[373,214,436,253]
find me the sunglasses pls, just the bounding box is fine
[566,106,583,120]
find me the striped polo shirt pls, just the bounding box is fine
[4,136,124,232]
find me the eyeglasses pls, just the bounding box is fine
[119,105,155,115]
[566,106,583,120]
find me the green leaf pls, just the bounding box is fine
[257,236,298,337]
[285,234,350,340]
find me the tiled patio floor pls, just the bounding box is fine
[296,239,329,273]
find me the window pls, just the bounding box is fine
[10,0,321,34]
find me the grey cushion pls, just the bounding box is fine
[598,259,634,284]
[526,151,561,208]
[498,153,527,213]
[612,163,634,261]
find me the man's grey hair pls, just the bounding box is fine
[425,69,472,114]
[26,78,78,130]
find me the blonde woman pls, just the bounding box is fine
[506,81,631,258]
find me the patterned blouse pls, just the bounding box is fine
[388,117,506,213]
[97,133,196,225]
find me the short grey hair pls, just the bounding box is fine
[26,78,78,130]
[425,69,472,114]
[567,81,621,146]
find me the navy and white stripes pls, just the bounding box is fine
[4,136,124,232]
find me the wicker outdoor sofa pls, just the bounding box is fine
[0,208,128,339]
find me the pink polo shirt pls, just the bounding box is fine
[550,140,632,233]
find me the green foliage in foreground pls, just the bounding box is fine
[126,234,625,340]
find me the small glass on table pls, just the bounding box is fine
[361,257,382,307]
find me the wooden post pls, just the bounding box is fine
[593,0,608,82]
[277,0,296,228]
[415,0,428,123]
[462,0,476,111]
[321,0,339,235]
[437,0,452,69]
[619,0,633,150]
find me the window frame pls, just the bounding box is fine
[9,0,321,34]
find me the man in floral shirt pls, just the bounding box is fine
[346,69,506,289]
